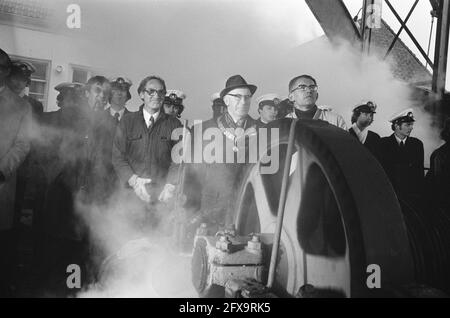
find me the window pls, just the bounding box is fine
[10,55,50,110]
[71,65,93,84]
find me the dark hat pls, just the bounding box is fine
[353,100,377,113]
[220,75,257,99]
[110,77,132,90]
[164,89,186,106]
[389,108,415,124]
[55,82,84,93]
[10,60,35,79]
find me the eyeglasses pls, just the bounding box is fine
[143,88,166,97]
[227,93,252,101]
[290,84,318,93]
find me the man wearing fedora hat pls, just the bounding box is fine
[179,75,258,229]
[378,108,424,199]
[349,100,381,157]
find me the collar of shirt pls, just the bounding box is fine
[143,108,160,128]
[351,123,368,144]
[394,134,407,145]
[109,107,125,121]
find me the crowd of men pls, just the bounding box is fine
[1,47,450,297]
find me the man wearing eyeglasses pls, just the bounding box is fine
[112,76,182,225]
[286,75,347,129]
[181,75,258,231]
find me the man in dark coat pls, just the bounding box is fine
[35,77,111,294]
[181,75,258,228]
[112,75,183,228]
[6,60,46,230]
[255,93,280,128]
[379,108,424,199]
[104,76,132,122]
[426,118,450,211]
[348,100,381,158]
[0,49,32,296]
[93,77,132,202]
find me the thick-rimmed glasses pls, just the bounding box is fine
[227,93,252,101]
[143,88,166,97]
[290,84,318,93]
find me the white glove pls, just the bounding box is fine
[158,183,176,203]
[129,175,152,203]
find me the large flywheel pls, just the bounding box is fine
[232,118,415,297]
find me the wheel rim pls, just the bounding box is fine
[234,119,414,297]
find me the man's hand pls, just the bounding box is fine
[129,175,152,203]
[158,183,176,203]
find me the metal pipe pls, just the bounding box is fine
[361,0,368,52]
[266,119,297,289]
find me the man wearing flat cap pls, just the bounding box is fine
[210,92,227,121]
[286,74,347,129]
[164,89,186,119]
[0,49,32,296]
[7,60,43,116]
[256,93,280,128]
[349,100,381,157]
[379,108,424,199]
[180,75,258,229]
[36,78,113,291]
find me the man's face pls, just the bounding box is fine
[259,105,278,123]
[140,79,165,111]
[110,87,128,108]
[163,103,176,116]
[8,75,28,96]
[395,122,414,138]
[356,112,374,129]
[86,82,110,109]
[224,87,252,119]
[289,77,318,109]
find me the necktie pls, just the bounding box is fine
[114,112,120,123]
[399,140,405,148]
[149,116,155,128]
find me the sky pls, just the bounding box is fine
[55,0,441,119]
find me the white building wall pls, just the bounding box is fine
[0,24,116,111]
